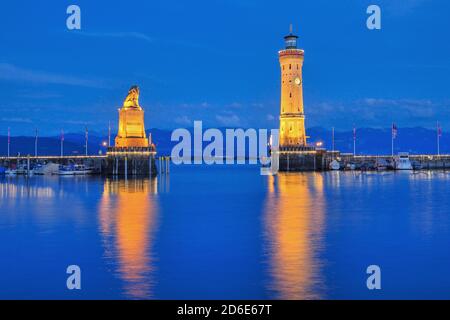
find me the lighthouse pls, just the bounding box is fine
[279,25,307,148]
[276,25,320,171]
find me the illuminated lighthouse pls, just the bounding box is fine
[279,25,307,148]
[275,25,319,171]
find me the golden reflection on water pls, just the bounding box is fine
[99,178,159,299]
[264,173,325,299]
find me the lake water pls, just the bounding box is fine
[1,165,450,299]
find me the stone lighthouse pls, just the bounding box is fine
[276,25,321,171]
[279,24,307,148]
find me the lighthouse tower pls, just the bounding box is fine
[279,25,307,148]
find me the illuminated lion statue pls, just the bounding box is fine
[123,85,141,108]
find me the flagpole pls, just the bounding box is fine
[353,126,356,156]
[61,129,64,158]
[108,121,111,148]
[391,135,394,157]
[85,126,88,156]
[7,127,10,158]
[437,121,440,156]
[332,127,335,153]
[35,128,38,157]
[391,123,394,157]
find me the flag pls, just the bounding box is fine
[392,123,398,139]
[437,122,442,137]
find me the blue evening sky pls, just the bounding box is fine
[0,0,449,135]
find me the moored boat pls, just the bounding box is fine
[57,164,93,176]
[329,160,340,170]
[395,152,413,170]
[34,163,60,175]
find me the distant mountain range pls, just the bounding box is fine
[0,127,447,156]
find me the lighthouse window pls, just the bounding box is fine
[289,64,291,70]
[297,64,299,69]
[289,92,292,98]
[282,66,284,70]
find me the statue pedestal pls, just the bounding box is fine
[115,108,148,147]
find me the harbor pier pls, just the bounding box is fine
[338,153,450,171]
[0,152,161,177]
[273,147,450,171]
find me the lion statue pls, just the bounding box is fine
[123,85,141,108]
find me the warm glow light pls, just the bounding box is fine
[316,141,323,147]
[99,179,158,298]
[264,173,325,299]
[102,141,108,147]
[115,86,149,148]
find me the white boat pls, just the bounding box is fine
[12,164,35,175]
[74,164,93,175]
[15,164,28,175]
[57,164,93,176]
[34,163,60,175]
[395,152,413,170]
[376,158,389,171]
[329,160,340,170]
[5,169,17,176]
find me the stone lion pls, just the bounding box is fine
[123,85,140,108]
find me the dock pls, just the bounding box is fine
[0,147,169,177]
[275,148,450,171]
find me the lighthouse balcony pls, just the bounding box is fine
[278,49,304,57]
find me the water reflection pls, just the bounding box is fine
[99,178,159,299]
[0,177,56,198]
[264,173,325,299]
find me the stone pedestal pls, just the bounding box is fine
[115,108,148,147]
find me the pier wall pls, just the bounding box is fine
[278,152,326,171]
[0,153,159,177]
[105,155,157,177]
[337,153,450,170]
[274,148,450,172]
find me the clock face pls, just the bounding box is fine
[294,77,301,85]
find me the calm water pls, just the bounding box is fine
[1,165,450,299]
